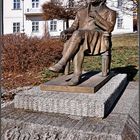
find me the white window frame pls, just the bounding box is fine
[32,21,39,32]
[50,20,57,32]
[117,0,123,8]
[32,0,39,8]
[13,22,20,33]
[117,16,123,29]
[13,0,21,9]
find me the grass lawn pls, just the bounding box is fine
[2,33,139,91]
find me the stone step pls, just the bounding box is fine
[14,74,127,118]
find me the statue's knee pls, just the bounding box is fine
[73,30,80,36]
[72,31,82,41]
[102,51,111,57]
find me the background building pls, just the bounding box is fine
[3,0,135,37]
[107,0,134,34]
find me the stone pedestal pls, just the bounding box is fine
[14,74,127,118]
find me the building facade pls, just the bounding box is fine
[3,0,134,37]
[107,0,134,34]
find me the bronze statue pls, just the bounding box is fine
[49,0,116,86]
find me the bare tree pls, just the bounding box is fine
[42,0,78,29]
[107,0,138,15]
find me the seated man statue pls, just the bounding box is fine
[49,0,116,86]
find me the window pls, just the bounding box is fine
[117,17,123,29]
[32,21,39,32]
[117,0,122,8]
[32,0,39,8]
[50,20,57,32]
[13,22,20,33]
[13,0,21,9]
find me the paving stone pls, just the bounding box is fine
[1,82,139,140]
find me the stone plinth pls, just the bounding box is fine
[40,71,114,93]
[14,74,127,118]
[1,82,139,140]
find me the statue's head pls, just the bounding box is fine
[87,0,106,5]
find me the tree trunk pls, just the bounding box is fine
[66,19,69,29]
[44,20,50,38]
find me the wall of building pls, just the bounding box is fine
[3,0,134,37]
[107,0,134,34]
[3,0,23,34]
[48,20,64,37]
[24,16,44,37]
[113,14,133,34]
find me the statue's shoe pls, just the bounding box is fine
[48,63,64,73]
[67,75,80,86]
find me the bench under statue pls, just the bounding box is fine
[49,0,116,86]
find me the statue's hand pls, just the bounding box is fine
[60,31,68,42]
[89,10,97,18]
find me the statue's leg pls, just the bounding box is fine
[101,50,111,77]
[62,41,70,75]
[67,46,85,86]
[49,31,83,73]
[64,61,70,75]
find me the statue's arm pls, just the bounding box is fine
[60,14,79,41]
[93,10,116,33]
[64,14,79,34]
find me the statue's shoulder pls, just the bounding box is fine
[105,5,116,14]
